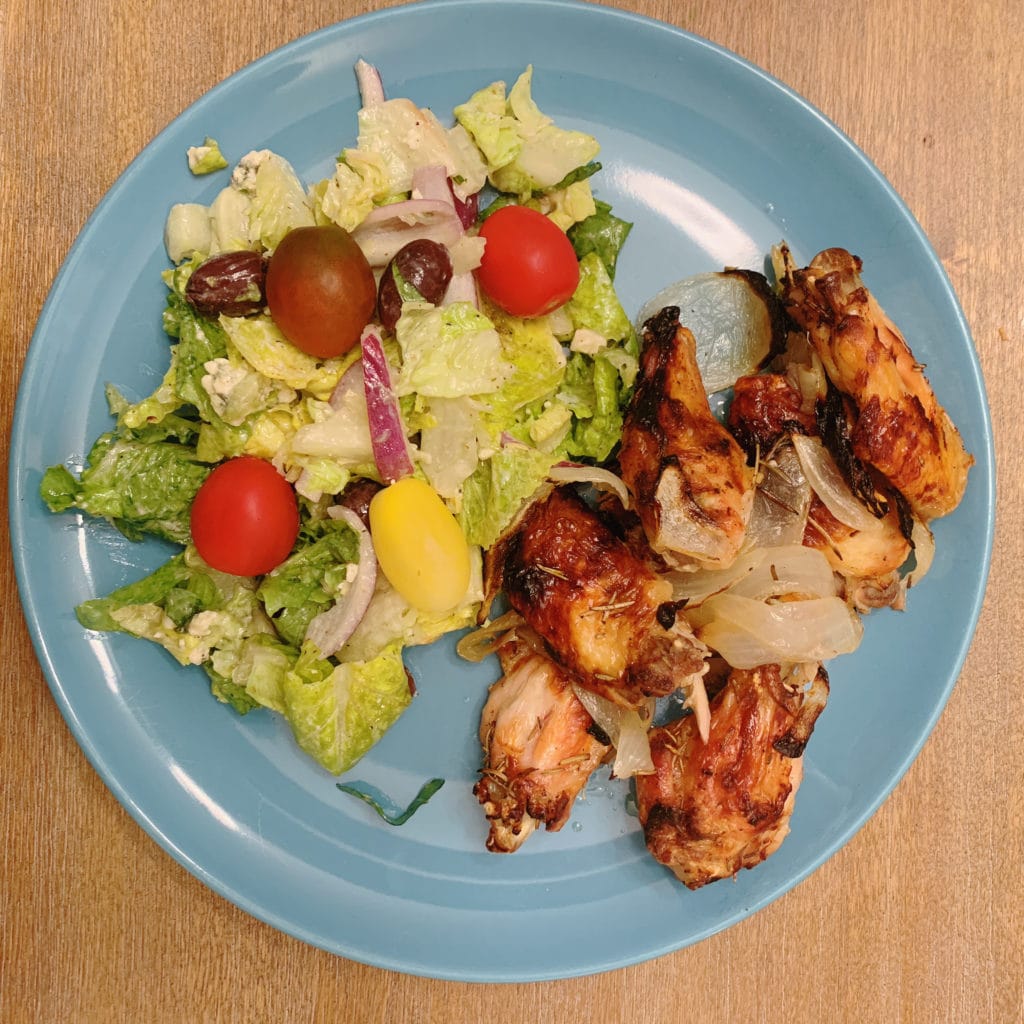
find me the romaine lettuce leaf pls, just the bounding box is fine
[456,66,600,200]
[40,431,210,545]
[246,152,315,251]
[567,251,636,344]
[458,443,555,549]
[340,549,483,664]
[561,352,624,462]
[482,302,566,424]
[569,199,633,280]
[282,641,413,774]
[218,314,348,397]
[394,302,510,398]
[258,519,361,647]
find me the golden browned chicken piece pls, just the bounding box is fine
[778,246,972,521]
[726,372,817,461]
[802,494,911,608]
[474,634,610,853]
[725,372,912,606]
[484,485,707,709]
[619,306,755,570]
[635,663,829,889]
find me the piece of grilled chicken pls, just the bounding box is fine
[635,663,829,889]
[728,373,912,605]
[483,485,707,710]
[619,305,754,571]
[474,633,610,853]
[778,246,972,521]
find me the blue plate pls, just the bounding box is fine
[9,0,994,981]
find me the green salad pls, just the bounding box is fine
[41,63,639,777]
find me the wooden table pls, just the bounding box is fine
[2,1,1021,1020]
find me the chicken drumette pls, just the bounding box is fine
[619,306,755,570]
[636,663,829,889]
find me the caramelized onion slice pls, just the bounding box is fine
[455,609,525,663]
[689,593,863,669]
[791,433,884,534]
[549,463,631,510]
[571,685,655,779]
[668,544,836,605]
[905,519,936,588]
[746,440,812,549]
[636,271,780,394]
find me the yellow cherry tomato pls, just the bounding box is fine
[368,477,472,613]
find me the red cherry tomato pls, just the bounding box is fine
[190,456,300,576]
[265,225,376,359]
[475,205,580,318]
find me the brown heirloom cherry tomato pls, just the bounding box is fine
[265,225,376,359]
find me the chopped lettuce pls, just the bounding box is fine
[418,395,482,503]
[218,314,347,397]
[569,199,633,279]
[187,137,228,175]
[164,203,213,262]
[258,519,361,647]
[483,302,566,422]
[43,64,644,785]
[312,96,488,232]
[40,432,210,545]
[341,550,483,664]
[560,351,625,462]
[456,66,600,199]
[242,151,316,251]
[394,302,511,398]
[458,443,555,549]
[282,641,413,774]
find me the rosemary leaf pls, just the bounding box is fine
[336,777,445,826]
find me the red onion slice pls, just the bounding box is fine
[304,506,378,658]
[329,357,364,410]
[450,181,479,229]
[411,164,452,203]
[352,198,463,266]
[360,327,414,483]
[354,59,385,108]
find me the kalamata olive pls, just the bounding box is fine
[185,250,267,318]
[376,239,453,331]
[336,477,384,527]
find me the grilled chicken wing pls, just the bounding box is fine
[636,663,829,889]
[727,372,817,461]
[474,634,610,853]
[726,372,912,601]
[778,246,972,521]
[484,485,707,709]
[619,306,755,571]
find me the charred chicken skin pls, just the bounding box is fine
[779,247,972,521]
[726,372,913,597]
[619,306,755,570]
[636,663,829,889]
[484,485,707,709]
[474,634,610,853]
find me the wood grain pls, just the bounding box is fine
[2,1,1021,1021]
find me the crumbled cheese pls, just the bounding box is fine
[188,611,221,637]
[570,328,608,356]
[447,235,485,274]
[231,149,273,193]
[200,358,249,418]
